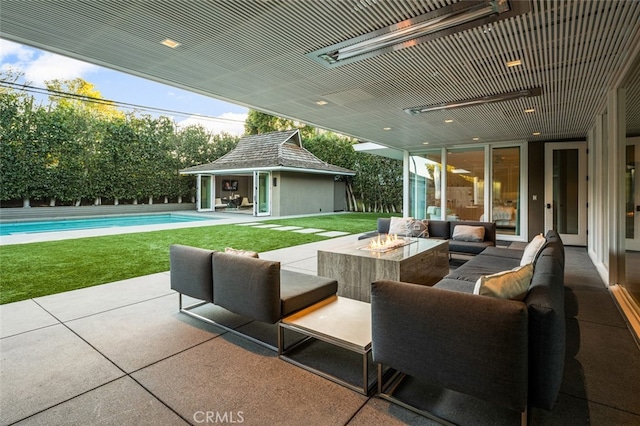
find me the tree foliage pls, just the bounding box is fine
[1,78,402,212]
[244,109,316,139]
[0,75,239,206]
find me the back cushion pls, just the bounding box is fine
[377,218,391,234]
[169,245,214,302]
[212,252,281,323]
[428,220,450,239]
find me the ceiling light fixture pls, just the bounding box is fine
[383,127,392,131]
[445,119,454,123]
[473,137,480,141]
[506,59,522,67]
[308,0,519,68]
[316,100,328,105]
[161,38,181,49]
[533,132,541,136]
[404,87,542,115]
[524,108,535,113]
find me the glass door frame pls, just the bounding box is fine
[544,141,588,246]
[197,174,214,212]
[254,171,271,216]
[626,137,640,251]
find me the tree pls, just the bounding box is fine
[45,78,124,120]
[244,109,315,138]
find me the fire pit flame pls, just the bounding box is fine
[365,234,411,252]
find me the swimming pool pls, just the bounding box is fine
[0,214,218,236]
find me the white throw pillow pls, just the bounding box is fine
[388,217,412,236]
[473,263,534,301]
[451,225,485,242]
[520,233,546,266]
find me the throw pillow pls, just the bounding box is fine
[408,219,429,238]
[388,217,412,236]
[520,233,546,266]
[225,247,259,258]
[451,225,485,242]
[473,263,534,301]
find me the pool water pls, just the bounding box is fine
[0,214,217,236]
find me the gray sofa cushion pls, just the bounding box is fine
[280,270,337,316]
[169,244,214,302]
[371,280,529,412]
[448,240,493,255]
[212,251,281,323]
[480,246,525,260]
[445,255,520,283]
[433,278,475,293]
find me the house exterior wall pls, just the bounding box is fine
[528,141,546,237]
[278,172,334,216]
[271,172,281,216]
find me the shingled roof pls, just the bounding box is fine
[181,129,355,176]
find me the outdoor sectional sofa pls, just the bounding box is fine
[169,244,338,349]
[371,230,565,424]
[359,217,497,256]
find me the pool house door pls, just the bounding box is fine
[254,171,271,216]
[197,175,213,212]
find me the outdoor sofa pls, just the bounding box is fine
[371,230,565,424]
[359,217,496,256]
[169,244,337,349]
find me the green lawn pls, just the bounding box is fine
[0,213,394,304]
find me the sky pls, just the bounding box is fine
[0,38,248,136]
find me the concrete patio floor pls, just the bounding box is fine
[2,231,640,425]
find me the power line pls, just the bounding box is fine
[0,80,246,123]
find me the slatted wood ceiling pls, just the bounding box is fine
[1,0,638,150]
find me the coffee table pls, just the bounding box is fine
[317,237,449,302]
[278,295,374,395]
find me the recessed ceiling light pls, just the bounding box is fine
[316,100,328,106]
[533,132,541,136]
[445,119,454,123]
[507,59,522,67]
[383,127,392,131]
[472,137,480,141]
[422,142,429,145]
[161,38,181,49]
[524,108,535,113]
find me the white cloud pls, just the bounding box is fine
[0,39,35,62]
[0,38,98,85]
[177,112,247,136]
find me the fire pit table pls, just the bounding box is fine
[317,237,449,302]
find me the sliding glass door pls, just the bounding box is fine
[408,144,525,239]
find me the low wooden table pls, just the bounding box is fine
[317,237,449,302]
[278,296,374,395]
